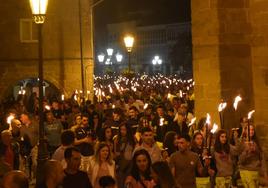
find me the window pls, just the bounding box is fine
[20,19,38,43]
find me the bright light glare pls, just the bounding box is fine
[116,53,123,62]
[107,48,114,56]
[29,0,48,15]
[152,55,163,65]
[124,35,134,52]
[98,54,105,62]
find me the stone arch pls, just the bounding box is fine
[1,74,62,102]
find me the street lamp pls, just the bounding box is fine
[124,35,134,72]
[152,55,163,73]
[97,53,105,63]
[29,0,49,185]
[115,53,123,62]
[106,48,114,56]
[98,49,123,64]
[152,55,162,65]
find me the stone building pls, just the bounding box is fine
[191,0,268,153]
[0,0,94,100]
[96,21,191,75]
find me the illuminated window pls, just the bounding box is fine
[20,19,38,43]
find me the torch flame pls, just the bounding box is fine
[160,118,165,126]
[45,105,51,110]
[248,110,255,120]
[188,117,196,127]
[218,102,227,112]
[7,114,15,125]
[206,113,211,125]
[144,103,148,110]
[233,95,242,111]
[211,123,218,134]
[179,90,183,98]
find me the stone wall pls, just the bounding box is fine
[192,0,268,152]
[250,0,268,149]
[0,0,94,100]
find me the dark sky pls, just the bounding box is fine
[95,0,191,27]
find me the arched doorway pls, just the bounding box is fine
[2,78,61,113]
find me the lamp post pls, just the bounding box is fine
[124,35,134,73]
[29,0,49,185]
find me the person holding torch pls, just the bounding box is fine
[238,124,267,188]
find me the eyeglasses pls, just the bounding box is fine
[82,119,88,122]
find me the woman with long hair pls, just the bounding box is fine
[88,142,116,188]
[114,122,136,187]
[151,161,180,188]
[98,125,114,156]
[238,124,267,188]
[191,132,205,163]
[191,131,216,187]
[163,131,179,157]
[125,149,154,188]
[214,129,237,187]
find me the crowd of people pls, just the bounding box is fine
[0,74,267,188]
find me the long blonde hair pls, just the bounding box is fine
[94,142,113,165]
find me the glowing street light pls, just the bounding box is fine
[124,35,134,72]
[116,53,123,62]
[124,35,134,52]
[152,55,163,65]
[98,53,105,63]
[107,48,114,56]
[98,49,123,66]
[29,0,48,24]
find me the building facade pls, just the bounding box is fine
[191,0,268,154]
[0,0,94,101]
[96,21,191,75]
